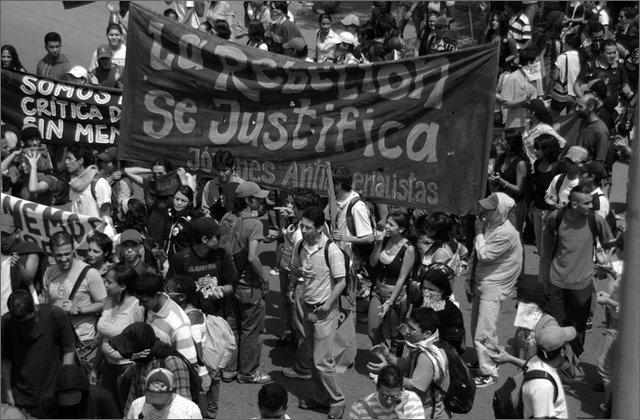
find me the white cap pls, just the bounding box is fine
[338,31,356,45]
[67,66,88,80]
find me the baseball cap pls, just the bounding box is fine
[120,229,143,245]
[524,98,549,115]
[579,160,607,179]
[1,124,21,149]
[20,124,41,142]
[145,368,174,406]
[236,181,269,199]
[338,31,356,45]
[97,147,117,163]
[67,66,88,80]
[0,213,17,233]
[340,14,360,27]
[96,44,112,59]
[435,16,448,28]
[478,193,499,210]
[536,324,576,352]
[192,217,222,238]
[283,37,306,52]
[564,146,589,164]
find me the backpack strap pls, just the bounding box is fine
[345,196,361,235]
[554,173,567,202]
[360,399,378,419]
[523,369,559,402]
[68,265,92,302]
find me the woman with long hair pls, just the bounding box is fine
[1,44,26,72]
[160,185,202,259]
[315,13,341,63]
[483,12,517,72]
[529,134,562,254]
[368,211,415,355]
[247,19,268,50]
[85,231,114,280]
[116,198,148,234]
[414,11,439,57]
[92,265,143,415]
[522,99,566,168]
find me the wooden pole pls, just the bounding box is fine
[612,96,640,419]
[326,162,337,230]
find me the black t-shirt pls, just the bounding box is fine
[41,385,120,419]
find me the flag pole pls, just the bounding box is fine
[612,98,639,419]
[326,162,337,231]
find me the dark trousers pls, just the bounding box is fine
[547,282,592,356]
[99,361,130,416]
[224,285,265,379]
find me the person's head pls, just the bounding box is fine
[120,228,144,265]
[535,323,576,365]
[332,165,352,192]
[235,181,268,214]
[533,134,561,163]
[300,206,325,242]
[248,19,266,43]
[424,211,455,246]
[1,124,20,156]
[151,158,173,180]
[501,128,525,157]
[198,21,214,35]
[104,264,138,299]
[318,13,332,34]
[384,211,409,238]
[564,32,581,50]
[119,198,148,231]
[144,368,176,410]
[65,66,89,84]
[132,272,165,311]
[172,185,194,213]
[376,365,404,409]
[212,19,232,40]
[283,37,308,58]
[44,32,62,59]
[558,146,588,175]
[191,217,222,250]
[20,124,41,148]
[427,12,439,31]
[212,150,236,183]
[575,93,599,118]
[54,364,90,415]
[340,14,360,33]
[579,160,607,187]
[0,213,19,252]
[291,188,320,219]
[524,98,553,126]
[1,45,23,70]
[106,23,123,48]
[50,231,75,271]
[257,382,289,419]
[65,144,93,174]
[599,39,618,65]
[489,12,509,36]
[96,44,113,70]
[434,15,448,36]
[270,1,288,22]
[518,47,538,66]
[587,21,605,51]
[109,322,158,362]
[543,10,564,35]
[165,274,199,309]
[420,262,454,298]
[86,231,113,267]
[568,185,594,215]
[373,12,395,39]
[7,289,36,321]
[96,147,117,174]
[403,306,439,344]
[163,8,179,20]
[336,31,357,54]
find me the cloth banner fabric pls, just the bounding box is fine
[1,193,102,255]
[120,4,498,214]
[1,69,122,147]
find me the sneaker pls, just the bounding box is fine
[466,360,480,370]
[269,268,280,276]
[299,398,324,410]
[283,366,311,380]
[237,371,272,384]
[328,405,345,419]
[221,373,237,383]
[473,374,496,388]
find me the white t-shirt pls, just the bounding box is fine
[545,174,580,208]
[324,191,374,259]
[127,394,203,419]
[70,177,111,218]
[522,357,568,419]
[553,50,581,97]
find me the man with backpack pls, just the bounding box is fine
[291,206,347,419]
[219,181,272,385]
[540,185,614,358]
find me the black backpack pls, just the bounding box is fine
[430,341,476,416]
[493,362,559,419]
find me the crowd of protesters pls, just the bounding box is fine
[1,1,637,419]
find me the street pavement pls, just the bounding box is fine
[1,2,630,418]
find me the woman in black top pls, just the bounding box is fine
[368,211,415,351]
[161,185,202,260]
[529,134,561,254]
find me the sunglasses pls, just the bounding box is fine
[378,391,403,404]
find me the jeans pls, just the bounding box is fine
[302,300,345,407]
[224,285,265,379]
[470,295,502,378]
[204,369,221,418]
[279,269,294,333]
[546,282,592,356]
[292,285,313,375]
[531,207,549,255]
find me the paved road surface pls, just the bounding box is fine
[1,2,629,418]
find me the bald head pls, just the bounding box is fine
[576,93,599,117]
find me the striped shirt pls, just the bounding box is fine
[349,391,425,419]
[146,293,198,364]
[509,13,531,51]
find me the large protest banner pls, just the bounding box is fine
[1,193,102,254]
[1,69,122,146]
[120,4,498,214]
